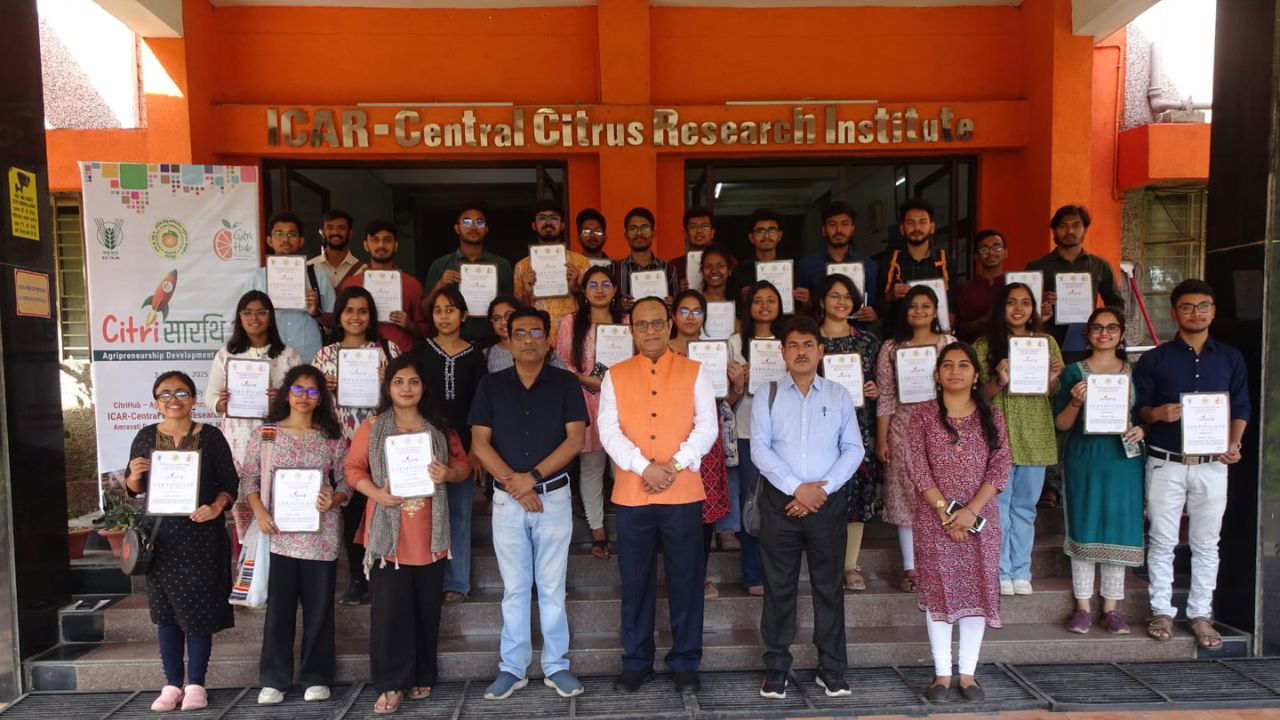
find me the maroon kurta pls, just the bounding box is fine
[905,401,1011,628]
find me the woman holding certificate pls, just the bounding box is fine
[311,286,401,605]
[906,342,1010,703]
[817,274,882,592]
[345,354,471,714]
[125,371,238,713]
[1052,308,1145,635]
[239,365,349,705]
[205,291,302,541]
[973,282,1063,596]
[725,280,785,594]
[670,289,742,596]
[415,286,488,605]
[554,265,622,558]
[875,285,955,593]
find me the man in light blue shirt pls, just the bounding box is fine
[750,315,863,701]
[243,212,336,363]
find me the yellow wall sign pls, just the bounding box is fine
[8,167,38,241]
[14,269,51,318]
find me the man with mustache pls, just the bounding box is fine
[798,202,879,326]
[308,209,364,289]
[876,199,957,338]
[613,207,678,313]
[1026,205,1124,362]
[425,203,515,344]
[514,200,591,332]
[730,208,809,313]
[339,220,429,353]
[670,206,720,292]
[955,229,1008,342]
[575,208,614,267]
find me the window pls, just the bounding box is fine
[53,195,90,360]
[1141,188,1206,341]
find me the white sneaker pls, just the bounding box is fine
[304,685,331,701]
[1000,580,1014,596]
[1013,579,1034,595]
[257,687,285,704]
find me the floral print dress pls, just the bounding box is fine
[311,339,401,444]
[240,428,350,561]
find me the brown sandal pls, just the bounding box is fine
[1189,617,1222,649]
[1147,614,1173,641]
[899,569,918,593]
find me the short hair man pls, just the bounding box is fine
[797,202,880,325]
[244,211,336,363]
[954,229,1007,342]
[730,208,808,311]
[670,206,718,291]
[1133,279,1249,650]
[339,220,429,353]
[750,316,864,700]
[514,199,591,333]
[875,198,957,337]
[612,206,678,313]
[597,297,719,694]
[576,208,612,264]
[469,306,590,700]
[424,202,516,343]
[308,209,364,288]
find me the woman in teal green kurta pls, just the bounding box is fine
[1052,307,1145,636]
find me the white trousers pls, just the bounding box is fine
[1145,453,1228,620]
[579,450,608,531]
[925,616,986,676]
[1071,559,1126,601]
[898,525,915,572]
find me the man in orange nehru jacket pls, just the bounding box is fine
[598,296,719,695]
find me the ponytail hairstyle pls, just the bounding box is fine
[571,265,621,370]
[983,281,1042,369]
[934,341,1001,453]
[740,280,783,362]
[1083,306,1127,362]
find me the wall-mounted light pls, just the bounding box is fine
[715,183,723,199]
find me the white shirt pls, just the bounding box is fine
[597,355,719,474]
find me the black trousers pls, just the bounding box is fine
[260,553,338,689]
[616,501,705,673]
[341,492,368,585]
[369,560,445,692]
[759,480,849,674]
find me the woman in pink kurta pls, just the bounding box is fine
[904,341,1011,703]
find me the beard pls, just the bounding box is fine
[325,235,348,249]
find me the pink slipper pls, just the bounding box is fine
[181,685,208,711]
[150,685,183,712]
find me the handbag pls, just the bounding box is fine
[229,425,275,608]
[741,383,778,536]
[120,423,196,575]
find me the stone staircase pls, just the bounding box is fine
[27,507,1206,691]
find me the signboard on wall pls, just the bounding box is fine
[80,162,260,474]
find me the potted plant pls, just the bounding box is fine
[67,508,93,560]
[96,480,137,559]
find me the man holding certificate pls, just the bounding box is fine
[613,207,678,312]
[425,204,515,344]
[798,202,879,327]
[730,208,808,313]
[669,206,716,292]
[244,212,336,364]
[1134,279,1250,649]
[339,220,428,353]
[468,307,589,701]
[514,200,591,333]
[598,298,719,694]
[875,199,957,338]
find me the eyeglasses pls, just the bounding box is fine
[587,280,614,290]
[976,244,1006,255]
[1176,301,1214,314]
[459,218,487,229]
[826,293,853,303]
[535,213,561,223]
[512,328,547,340]
[752,227,780,238]
[580,229,605,239]
[676,307,705,319]
[686,223,712,232]
[625,224,653,235]
[155,390,192,401]
[289,385,321,398]
[1089,323,1123,334]
[239,309,270,319]
[490,311,514,324]
[270,230,301,240]
[632,318,669,333]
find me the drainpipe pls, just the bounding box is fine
[1149,41,1213,114]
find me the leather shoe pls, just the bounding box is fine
[673,671,700,693]
[613,668,655,693]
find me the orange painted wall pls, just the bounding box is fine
[1117,123,1212,190]
[1089,30,1126,274]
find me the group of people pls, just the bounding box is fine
[122,199,1249,713]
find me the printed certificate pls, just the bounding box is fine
[1055,272,1094,324]
[827,262,866,296]
[757,260,795,315]
[364,269,402,323]
[895,345,938,404]
[823,353,865,408]
[688,341,729,398]
[595,324,634,368]
[630,270,668,301]
[1007,336,1050,395]
[225,358,271,419]
[529,244,569,298]
[385,431,440,498]
[748,338,786,395]
[1084,373,1130,434]
[337,348,381,409]
[266,255,308,310]
[272,468,323,533]
[908,278,950,331]
[703,301,735,340]
[1181,392,1230,455]
[145,450,201,516]
[1005,270,1044,310]
[686,251,704,291]
[459,264,498,319]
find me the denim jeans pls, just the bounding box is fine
[998,464,1046,581]
[444,479,475,596]
[491,484,574,678]
[714,467,742,533]
[736,439,764,588]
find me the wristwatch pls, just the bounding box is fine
[530,468,544,483]
[671,458,685,473]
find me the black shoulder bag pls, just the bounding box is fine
[121,423,196,575]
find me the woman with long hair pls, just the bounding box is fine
[124,371,238,712]
[1053,307,1145,635]
[205,290,302,541]
[344,354,470,714]
[670,289,745,597]
[725,280,783,595]
[907,342,1010,703]
[973,282,1063,595]
[815,274,882,591]
[311,286,401,605]
[554,265,621,558]
[240,365,348,704]
[414,285,488,604]
[875,285,956,593]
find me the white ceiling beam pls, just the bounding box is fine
[92,0,183,37]
[1072,0,1160,40]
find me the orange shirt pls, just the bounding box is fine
[513,248,591,332]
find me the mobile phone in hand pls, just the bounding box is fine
[945,500,987,533]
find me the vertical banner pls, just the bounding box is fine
[80,163,260,475]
